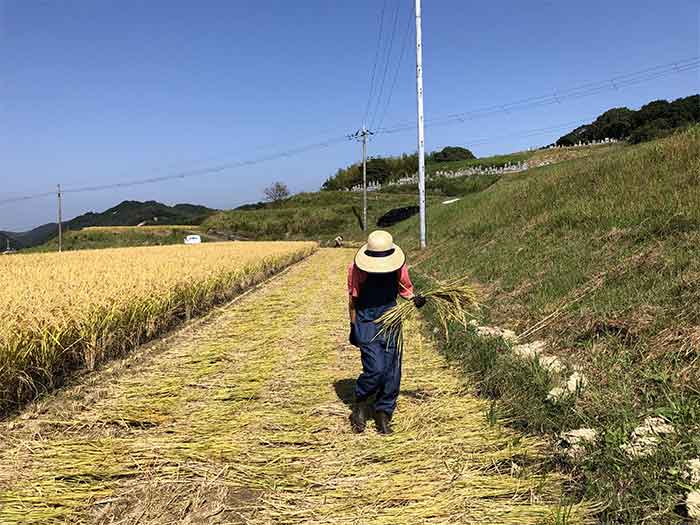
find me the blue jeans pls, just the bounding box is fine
[353,305,402,416]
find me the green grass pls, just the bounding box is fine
[395,127,700,523]
[27,226,214,253]
[385,144,622,198]
[203,191,439,242]
[426,150,535,175]
[381,173,501,197]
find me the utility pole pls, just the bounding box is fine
[415,0,427,249]
[361,126,368,231]
[350,127,373,231]
[57,184,63,253]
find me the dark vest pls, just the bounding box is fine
[356,270,399,311]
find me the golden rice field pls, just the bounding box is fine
[0,241,317,414]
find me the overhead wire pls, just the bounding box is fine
[456,117,600,148]
[0,135,348,207]
[0,191,60,207]
[399,57,699,130]
[2,57,697,208]
[376,57,700,135]
[369,0,402,130]
[375,3,414,133]
[362,0,388,127]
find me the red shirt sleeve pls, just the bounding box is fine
[347,262,367,298]
[398,264,414,299]
[348,262,412,299]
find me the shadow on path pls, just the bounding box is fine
[333,378,356,407]
[334,378,433,407]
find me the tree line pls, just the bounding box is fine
[320,94,699,192]
[556,94,699,146]
[321,146,474,191]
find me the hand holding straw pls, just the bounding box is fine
[374,278,480,354]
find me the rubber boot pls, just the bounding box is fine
[374,411,393,435]
[350,399,367,433]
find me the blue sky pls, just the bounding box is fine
[1,0,698,231]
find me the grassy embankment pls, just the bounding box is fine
[27,225,216,252]
[0,242,317,416]
[379,151,535,197]
[392,127,699,522]
[382,143,623,197]
[203,191,437,243]
[25,145,618,253]
[202,148,615,243]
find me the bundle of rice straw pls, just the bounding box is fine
[375,277,480,354]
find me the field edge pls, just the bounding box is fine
[0,242,318,420]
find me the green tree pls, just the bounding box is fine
[428,146,475,162]
[556,94,699,146]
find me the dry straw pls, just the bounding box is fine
[375,277,481,354]
[0,252,588,523]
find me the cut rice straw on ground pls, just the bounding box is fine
[376,278,481,354]
[0,251,586,524]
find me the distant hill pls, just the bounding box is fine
[1,223,59,251]
[556,94,699,146]
[28,225,226,253]
[66,200,216,229]
[2,200,217,249]
[0,232,15,252]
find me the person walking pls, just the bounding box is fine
[347,230,425,434]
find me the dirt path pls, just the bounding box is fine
[0,249,582,524]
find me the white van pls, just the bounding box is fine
[184,235,202,245]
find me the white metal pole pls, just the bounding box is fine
[57,184,63,253]
[415,0,426,249]
[362,128,368,232]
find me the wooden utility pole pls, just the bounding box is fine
[351,127,373,231]
[415,0,427,248]
[57,184,63,253]
[361,127,368,231]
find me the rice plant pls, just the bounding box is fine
[0,241,317,415]
[375,278,481,354]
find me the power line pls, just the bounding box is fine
[43,118,581,202]
[0,135,349,208]
[383,57,700,133]
[2,57,696,209]
[369,0,402,130]
[376,57,700,135]
[362,0,388,126]
[456,117,600,148]
[375,3,414,132]
[390,57,700,133]
[0,191,58,206]
[374,116,607,160]
[61,135,348,194]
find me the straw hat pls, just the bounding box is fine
[354,230,406,274]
